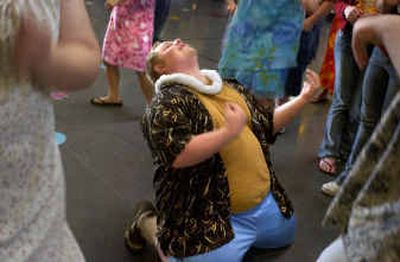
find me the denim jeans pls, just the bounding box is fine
[153,0,172,42]
[335,47,400,184]
[168,193,296,262]
[319,30,364,159]
[285,22,321,96]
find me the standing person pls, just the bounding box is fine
[153,0,172,43]
[317,12,400,261]
[321,0,400,196]
[317,0,377,176]
[91,0,155,106]
[125,39,322,261]
[0,0,100,261]
[283,0,335,102]
[218,0,304,106]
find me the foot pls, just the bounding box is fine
[321,181,340,197]
[124,201,158,254]
[90,96,123,107]
[318,157,337,176]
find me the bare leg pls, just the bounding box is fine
[136,72,154,104]
[105,64,121,102]
[90,63,123,106]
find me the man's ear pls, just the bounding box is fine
[153,63,166,76]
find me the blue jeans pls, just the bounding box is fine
[285,22,321,96]
[319,30,364,159]
[169,193,296,262]
[335,47,400,184]
[153,0,172,42]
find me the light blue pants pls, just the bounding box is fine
[169,193,296,262]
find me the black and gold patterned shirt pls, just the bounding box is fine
[142,79,294,258]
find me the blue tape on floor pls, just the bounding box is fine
[55,132,67,146]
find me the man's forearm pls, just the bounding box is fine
[172,128,233,168]
[273,96,308,132]
[308,1,335,25]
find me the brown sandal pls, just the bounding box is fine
[90,97,123,107]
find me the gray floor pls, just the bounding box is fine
[58,0,340,261]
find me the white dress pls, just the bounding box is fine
[0,1,85,261]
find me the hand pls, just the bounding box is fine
[223,102,247,137]
[105,0,121,9]
[225,0,237,15]
[300,69,322,102]
[344,6,363,24]
[352,16,385,68]
[303,17,314,32]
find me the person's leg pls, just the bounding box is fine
[252,193,296,249]
[136,71,154,104]
[335,48,389,184]
[283,30,310,100]
[153,0,172,42]
[91,63,122,105]
[169,213,257,262]
[316,237,347,262]
[318,31,360,164]
[106,64,121,100]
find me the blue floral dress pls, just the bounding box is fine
[219,0,304,99]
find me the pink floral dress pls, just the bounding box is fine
[102,0,155,72]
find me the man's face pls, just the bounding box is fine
[153,39,197,75]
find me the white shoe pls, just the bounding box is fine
[321,181,340,197]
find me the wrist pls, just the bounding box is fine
[220,126,238,142]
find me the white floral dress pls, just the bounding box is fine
[0,1,84,261]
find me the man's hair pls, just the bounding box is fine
[145,42,163,83]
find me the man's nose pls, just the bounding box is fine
[174,38,182,45]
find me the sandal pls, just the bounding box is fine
[90,97,123,107]
[318,157,337,176]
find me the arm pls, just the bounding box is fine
[173,103,247,168]
[225,0,237,15]
[17,0,100,91]
[304,1,335,31]
[273,70,321,132]
[352,15,400,72]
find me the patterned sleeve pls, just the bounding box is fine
[227,80,278,144]
[142,91,194,167]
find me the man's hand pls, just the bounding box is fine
[300,69,322,102]
[344,6,363,23]
[303,17,315,32]
[223,102,247,137]
[225,0,237,15]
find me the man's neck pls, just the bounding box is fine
[183,69,210,85]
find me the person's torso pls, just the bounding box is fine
[192,84,271,213]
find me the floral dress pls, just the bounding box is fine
[218,0,304,99]
[102,0,155,72]
[0,1,84,261]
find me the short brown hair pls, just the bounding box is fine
[145,42,163,83]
